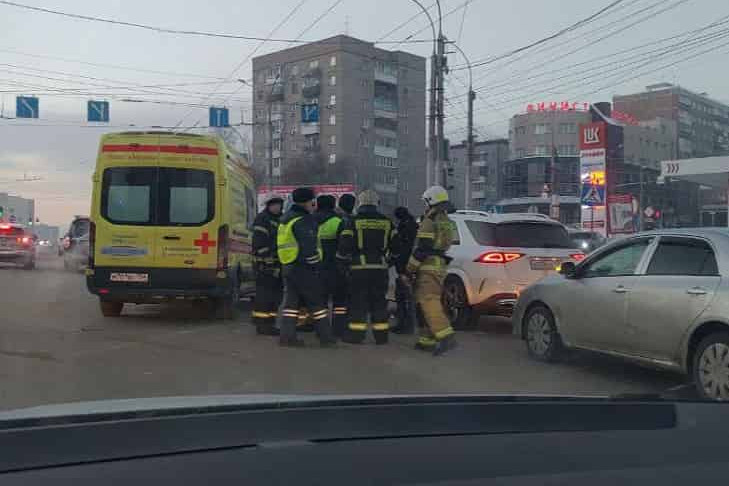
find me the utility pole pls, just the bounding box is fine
[435,33,446,186]
[465,88,475,209]
[549,145,560,220]
[427,53,436,188]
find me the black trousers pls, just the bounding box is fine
[277,265,332,344]
[393,276,416,333]
[320,266,350,338]
[345,268,389,344]
[253,270,281,335]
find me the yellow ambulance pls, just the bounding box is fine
[86,131,257,319]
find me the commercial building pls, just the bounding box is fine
[614,84,729,226]
[251,35,426,213]
[613,83,729,159]
[0,192,35,225]
[448,139,509,210]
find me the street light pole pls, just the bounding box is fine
[449,42,474,209]
[408,0,440,189]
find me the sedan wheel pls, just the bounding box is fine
[694,333,729,401]
[524,305,564,362]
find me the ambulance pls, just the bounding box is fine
[86,132,257,319]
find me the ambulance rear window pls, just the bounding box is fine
[102,167,156,225]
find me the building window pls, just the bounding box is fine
[534,145,548,156]
[329,114,336,126]
[256,90,264,101]
[516,148,526,158]
[329,135,336,145]
[290,82,299,94]
[362,118,369,129]
[515,125,526,135]
[273,139,282,151]
[362,100,369,111]
[272,158,281,168]
[534,123,551,135]
[402,124,408,134]
[291,65,299,76]
[329,153,337,164]
[329,75,336,86]
[329,94,336,106]
[361,135,369,147]
[309,59,319,69]
[330,55,337,67]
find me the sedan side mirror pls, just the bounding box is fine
[559,261,577,278]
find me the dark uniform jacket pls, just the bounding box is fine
[251,209,280,269]
[393,215,418,274]
[346,205,399,270]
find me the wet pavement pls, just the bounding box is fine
[0,256,686,411]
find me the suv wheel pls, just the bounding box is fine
[100,300,123,317]
[443,276,475,330]
[22,258,35,270]
[524,304,565,362]
[693,331,729,401]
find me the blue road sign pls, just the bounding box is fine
[16,96,39,118]
[301,104,319,123]
[209,107,229,127]
[87,100,109,122]
[581,184,606,206]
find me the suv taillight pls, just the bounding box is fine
[475,251,525,264]
[217,225,229,271]
[88,222,96,268]
[570,253,586,262]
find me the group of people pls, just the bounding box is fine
[250,184,458,356]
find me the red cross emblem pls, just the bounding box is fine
[193,232,217,254]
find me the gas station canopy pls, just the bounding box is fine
[659,156,729,190]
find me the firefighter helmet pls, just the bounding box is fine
[422,185,449,206]
[357,189,380,207]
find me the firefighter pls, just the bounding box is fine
[251,194,284,336]
[406,185,457,356]
[332,194,356,336]
[391,206,419,334]
[276,187,335,348]
[343,189,398,345]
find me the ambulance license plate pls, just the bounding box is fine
[110,272,149,283]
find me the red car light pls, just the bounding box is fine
[570,253,586,262]
[475,251,525,264]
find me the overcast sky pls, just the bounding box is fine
[0,0,725,226]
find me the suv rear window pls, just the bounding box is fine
[102,167,214,226]
[465,220,572,248]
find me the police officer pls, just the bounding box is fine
[315,195,353,338]
[276,187,335,348]
[343,190,398,345]
[251,194,284,336]
[406,186,457,356]
[391,206,419,334]
[332,194,356,337]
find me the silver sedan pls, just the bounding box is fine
[512,228,729,401]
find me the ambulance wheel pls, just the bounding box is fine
[100,300,123,317]
[214,274,241,320]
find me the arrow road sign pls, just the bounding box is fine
[16,96,39,118]
[209,107,229,127]
[87,100,109,122]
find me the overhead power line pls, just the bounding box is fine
[0,1,429,44]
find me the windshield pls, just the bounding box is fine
[1,0,729,417]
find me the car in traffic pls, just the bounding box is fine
[61,216,90,271]
[443,211,585,328]
[568,229,606,253]
[513,228,729,401]
[0,223,36,270]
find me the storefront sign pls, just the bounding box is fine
[526,101,590,113]
[257,184,355,211]
[608,194,637,234]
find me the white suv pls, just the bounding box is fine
[443,211,585,328]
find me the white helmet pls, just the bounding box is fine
[358,189,380,207]
[422,185,449,206]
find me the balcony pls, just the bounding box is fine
[302,83,320,98]
[374,145,398,158]
[267,84,284,102]
[374,98,398,120]
[375,64,398,85]
[300,122,320,135]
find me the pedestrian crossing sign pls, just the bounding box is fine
[581,184,605,206]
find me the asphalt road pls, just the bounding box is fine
[0,255,687,411]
